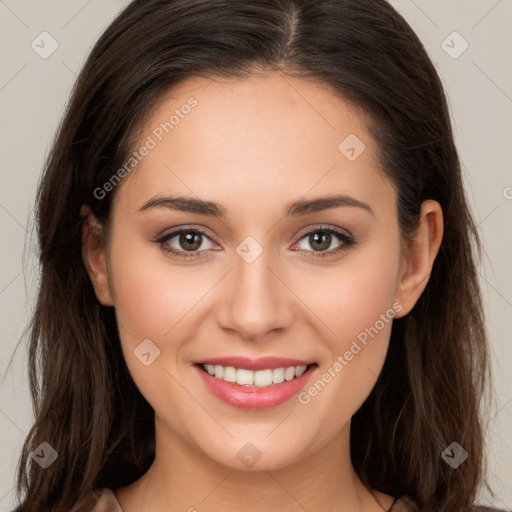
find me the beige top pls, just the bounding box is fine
[91,488,507,512]
[92,489,123,512]
[91,488,415,511]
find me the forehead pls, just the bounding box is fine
[113,72,395,219]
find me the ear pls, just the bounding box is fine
[80,205,114,306]
[393,199,444,318]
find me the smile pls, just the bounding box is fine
[201,363,311,387]
[194,361,318,409]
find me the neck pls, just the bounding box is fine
[116,416,393,512]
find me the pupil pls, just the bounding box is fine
[311,231,330,251]
[180,232,201,251]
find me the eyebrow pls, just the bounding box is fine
[138,194,375,218]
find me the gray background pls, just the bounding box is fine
[0,0,511,510]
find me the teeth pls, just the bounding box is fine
[202,364,309,387]
[295,365,307,377]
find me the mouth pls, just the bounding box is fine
[196,362,318,387]
[193,361,318,409]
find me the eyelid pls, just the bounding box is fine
[156,224,215,242]
[293,223,353,242]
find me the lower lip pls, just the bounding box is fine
[194,364,317,409]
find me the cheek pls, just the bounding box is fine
[107,238,209,408]
[291,255,400,432]
[292,236,401,412]
[295,236,401,343]
[109,248,216,343]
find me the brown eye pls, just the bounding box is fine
[308,231,333,251]
[178,231,203,251]
[294,226,356,257]
[156,228,215,259]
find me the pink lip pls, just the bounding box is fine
[195,356,315,371]
[194,362,318,409]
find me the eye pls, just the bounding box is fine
[156,227,217,259]
[293,226,356,257]
[155,224,357,261]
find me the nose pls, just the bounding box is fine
[215,247,295,341]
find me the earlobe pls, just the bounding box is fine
[80,205,114,306]
[393,200,444,318]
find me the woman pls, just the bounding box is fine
[12,0,508,511]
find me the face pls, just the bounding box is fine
[83,71,440,472]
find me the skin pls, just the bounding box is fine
[81,71,443,512]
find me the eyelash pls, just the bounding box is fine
[155,225,357,260]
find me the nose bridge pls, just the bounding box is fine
[216,241,294,340]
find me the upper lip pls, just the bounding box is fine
[195,356,316,371]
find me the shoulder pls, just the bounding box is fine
[90,488,123,512]
[389,496,421,511]
[390,495,510,512]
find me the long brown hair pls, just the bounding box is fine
[9,0,497,510]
